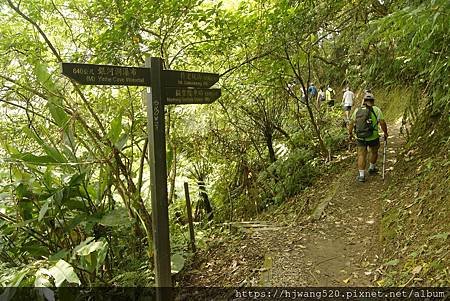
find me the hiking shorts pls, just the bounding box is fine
[357,138,380,148]
[343,105,352,111]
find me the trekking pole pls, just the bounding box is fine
[382,137,387,180]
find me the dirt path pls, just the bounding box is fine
[179,122,404,288]
[259,123,403,287]
[260,168,383,286]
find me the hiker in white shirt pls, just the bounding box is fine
[342,86,355,121]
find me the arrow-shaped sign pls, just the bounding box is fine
[164,87,221,105]
[62,63,221,90]
[61,63,151,86]
[162,70,219,88]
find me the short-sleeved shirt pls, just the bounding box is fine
[325,90,331,101]
[343,90,354,106]
[351,105,384,141]
[318,90,325,100]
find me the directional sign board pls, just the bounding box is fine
[61,59,221,298]
[62,63,151,86]
[165,87,221,104]
[162,70,219,88]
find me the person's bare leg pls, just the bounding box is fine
[369,145,379,164]
[357,146,367,170]
[357,146,367,181]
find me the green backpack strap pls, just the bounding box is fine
[368,106,378,128]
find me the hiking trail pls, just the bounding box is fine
[179,121,404,287]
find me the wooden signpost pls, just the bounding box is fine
[62,58,220,297]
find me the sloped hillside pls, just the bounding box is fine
[379,113,449,286]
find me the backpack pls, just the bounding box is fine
[355,106,377,139]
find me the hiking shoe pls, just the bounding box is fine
[368,167,379,175]
[356,175,365,182]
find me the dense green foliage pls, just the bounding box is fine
[0,0,448,289]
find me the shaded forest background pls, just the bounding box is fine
[0,0,448,288]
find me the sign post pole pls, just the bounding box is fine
[145,57,172,293]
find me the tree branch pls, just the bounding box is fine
[168,38,220,68]
[6,0,107,137]
[0,98,57,125]
[6,0,62,62]
[220,49,277,78]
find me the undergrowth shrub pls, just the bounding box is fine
[257,147,316,205]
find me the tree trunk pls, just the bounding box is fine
[265,130,276,163]
[305,101,327,156]
[197,180,213,221]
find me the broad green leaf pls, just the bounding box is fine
[75,239,108,273]
[32,61,69,128]
[171,253,185,274]
[18,198,33,220]
[64,199,88,212]
[80,253,97,273]
[22,126,67,163]
[99,208,132,227]
[47,101,69,128]
[49,249,69,261]
[43,166,55,188]
[96,241,109,271]
[34,62,57,94]
[64,214,91,233]
[38,199,51,221]
[108,113,123,144]
[48,259,81,287]
[52,190,63,204]
[96,167,109,202]
[76,240,107,256]
[22,245,48,257]
[9,268,29,286]
[72,237,95,257]
[34,268,52,287]
[385,259,399,266]
[12,153,58,165]
[68,173,85,187]
[115,133,129,150]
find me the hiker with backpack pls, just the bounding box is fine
[348,93,389,182]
